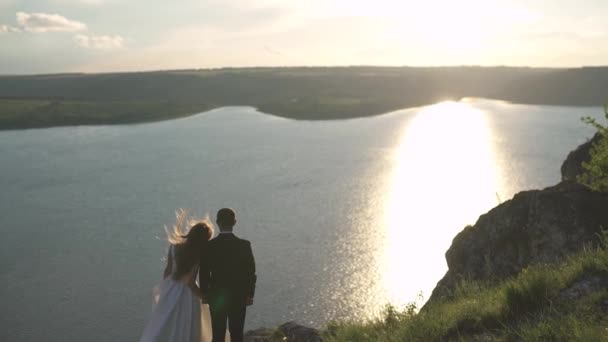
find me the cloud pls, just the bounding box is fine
[0,24,20,33]
[16,12,87,32]
[75,34,124,49]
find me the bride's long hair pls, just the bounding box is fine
[165,209,214,280]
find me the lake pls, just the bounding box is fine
[0,99,603,341]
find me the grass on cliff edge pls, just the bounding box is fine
[579,103,608,192]
[324,232,608,341]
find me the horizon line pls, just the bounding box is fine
[2,64,608,78]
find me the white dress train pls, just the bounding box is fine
[140,246,227,342]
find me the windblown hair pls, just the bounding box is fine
[165,209,214,280]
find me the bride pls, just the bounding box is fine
[140,211,219,342]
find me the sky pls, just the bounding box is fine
[0,0,607,74]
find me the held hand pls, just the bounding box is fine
[245,296,254,306]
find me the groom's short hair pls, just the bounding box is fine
[217,208,236,227]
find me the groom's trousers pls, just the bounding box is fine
[210,302,246,342]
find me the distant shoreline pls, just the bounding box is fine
[0,99,425,131]
[0,98,602,132]
[1,66,606,130]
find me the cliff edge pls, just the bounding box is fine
[429,136,608,303]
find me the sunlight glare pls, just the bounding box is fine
[382,101,500,307]
[359,0,541,55]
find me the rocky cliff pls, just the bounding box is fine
[561,132,602,181]
[429,137,608,303]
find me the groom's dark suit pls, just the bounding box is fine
[199,232,256,342]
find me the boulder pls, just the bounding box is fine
[278,322,322,342]
[245,322,321,342]
[559,275,608,301]
[429,180,608,302]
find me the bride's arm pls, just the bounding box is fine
[162,246,173,279]
[189,277,203,299]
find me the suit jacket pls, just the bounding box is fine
[199,233,256,306]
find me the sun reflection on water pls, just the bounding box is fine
[381,101,501,307]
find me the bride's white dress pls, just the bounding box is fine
[140,246,221,342]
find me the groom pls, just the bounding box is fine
[199,208,256,342]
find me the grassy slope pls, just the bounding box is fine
[1,66,607,129]
[324,234,608,341]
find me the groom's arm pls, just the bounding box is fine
[244,241,256,301]
[199,248,210,302]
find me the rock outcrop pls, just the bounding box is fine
[559,274,608,301]
[427,131,608,303]
[244,322,321,342]
[278,322,322,342]
[561,132,601,181]
[429,180,608,302]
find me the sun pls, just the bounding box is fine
[340,0,540,60]
[395,1,493,51]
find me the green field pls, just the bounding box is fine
[1,66,607,129]
[0,99,213,129]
